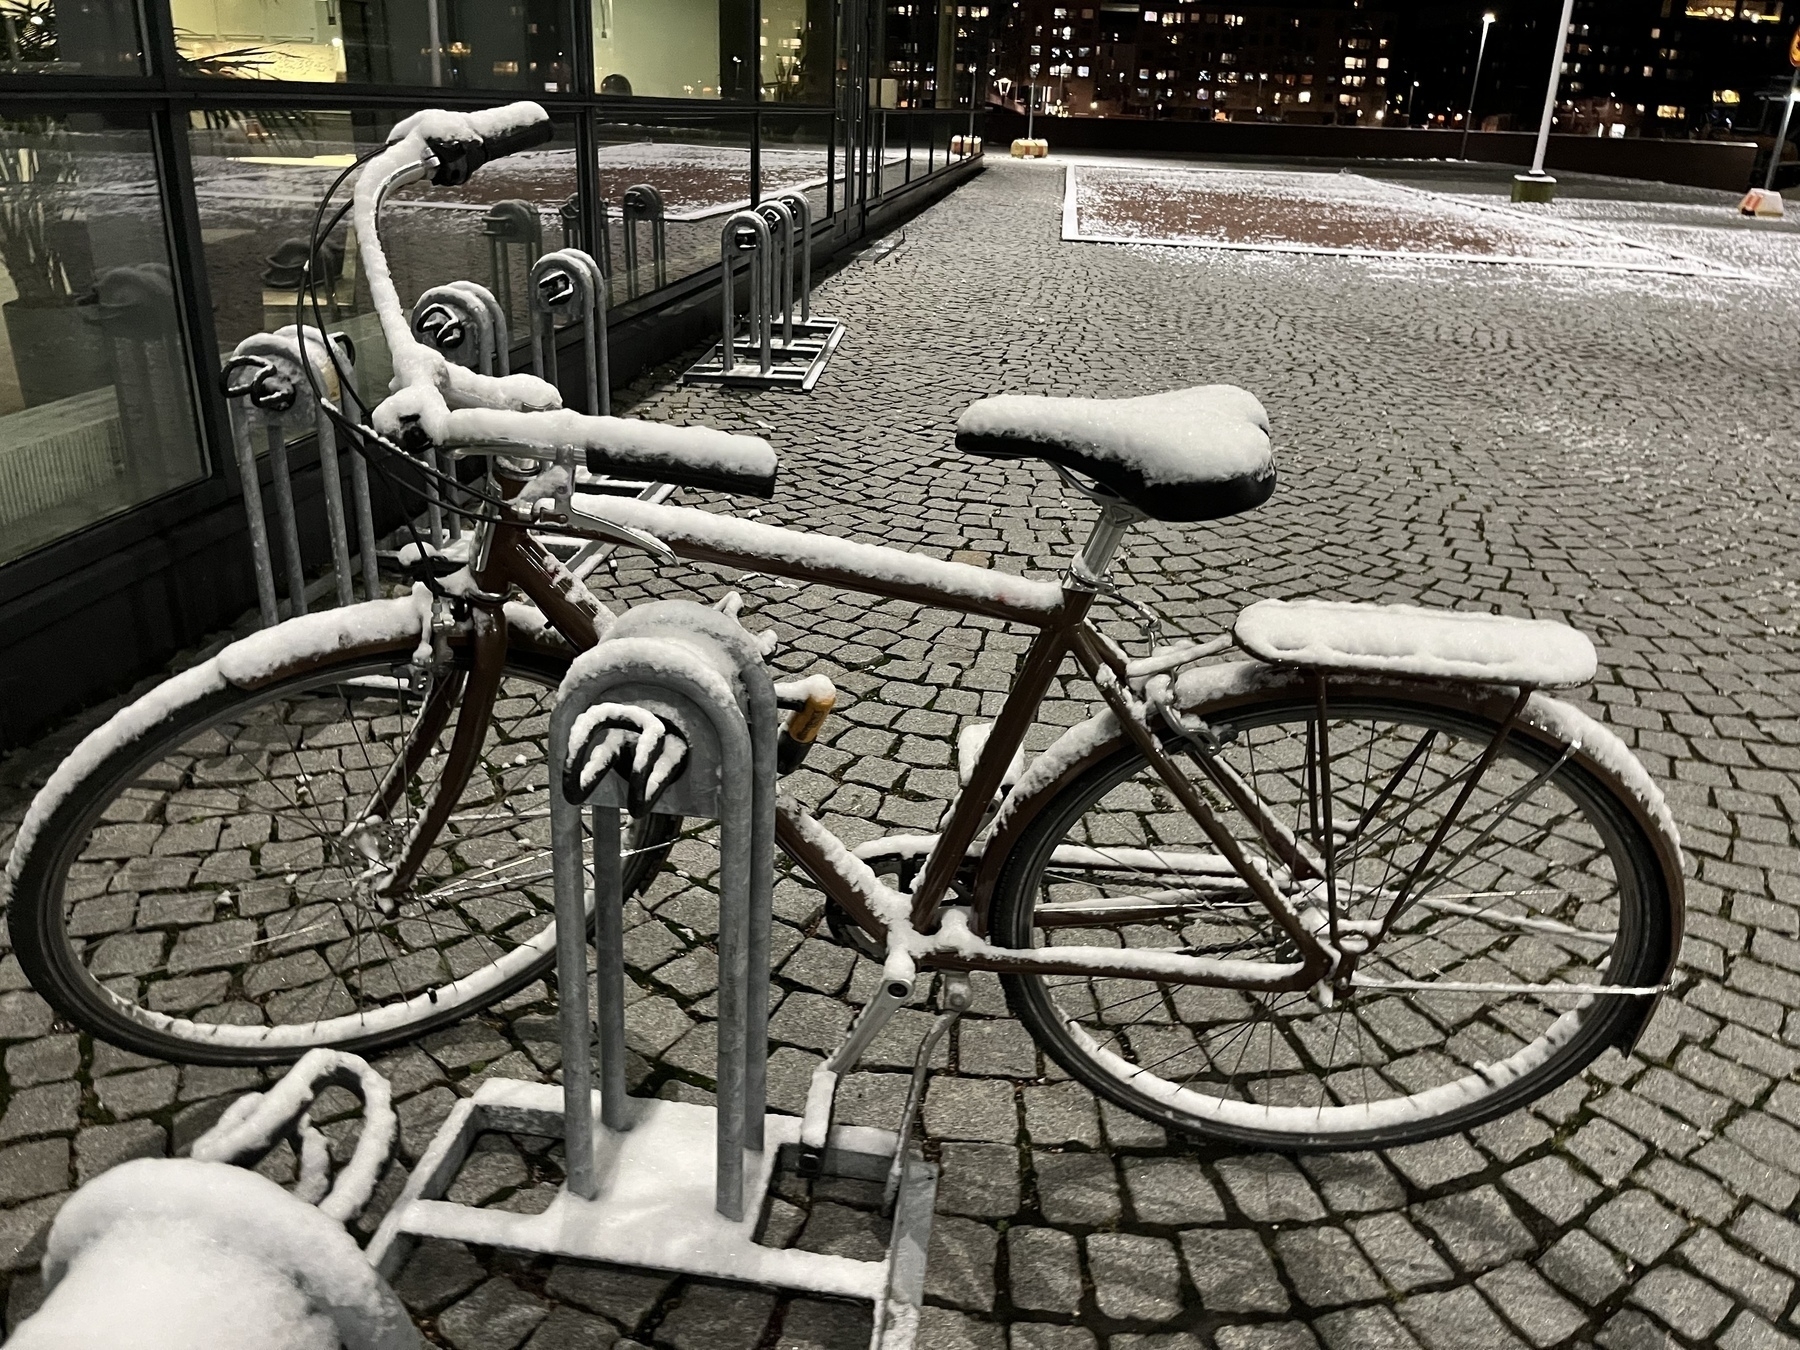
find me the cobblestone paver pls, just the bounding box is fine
[2,155,1799,1350]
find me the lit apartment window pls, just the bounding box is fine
[1077,64,1090,75]
[1643,64,1654,75]
[1224,13,1244,26]
[1298,89,1310,101]
[1338,92,1354,104]
[1656,103,1686,118]
[1144,10,1158,20]
[1683,1,1732,15]
[1376,56,1388,68]
[1344,56,1365,69]
[1714,88,1740,104]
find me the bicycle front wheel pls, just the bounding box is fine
[990,680,1678,1152]
[7,647,677,1064]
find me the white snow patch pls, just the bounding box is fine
[15,1159,417,1350]
[215,588,436,686]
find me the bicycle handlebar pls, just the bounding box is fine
[347,103,779,500]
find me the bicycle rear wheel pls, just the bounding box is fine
[7,647,677,1064]
[990,681,1678,1151]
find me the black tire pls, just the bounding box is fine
[7,646,678,1064]
[990,685,1676,1152]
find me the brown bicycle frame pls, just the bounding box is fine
[396,511,1337,994]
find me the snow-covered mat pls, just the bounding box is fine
[1061,163,1756,278]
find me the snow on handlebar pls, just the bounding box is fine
[350,102,778,500]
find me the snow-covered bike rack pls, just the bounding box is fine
[529,248,610,416]
[365,600,936,1350]
[410,281,511,543]
[219,325,379,627]
[683,190,845,392]
[621,182,668,298]
[11,1050,417,1350]
[481,198,544,323]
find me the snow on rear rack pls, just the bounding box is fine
[1233,598,1597,689]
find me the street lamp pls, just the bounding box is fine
[1407,79,1419,126]
[1460,11,1496,161]
[1764,64,1800,192]
[1516,0,1578,200]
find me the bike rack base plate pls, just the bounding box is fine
[682,318,847,392]
[366,1078,934,1350]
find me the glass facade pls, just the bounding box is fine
[172,1,572,90]
[0,110,205,566]
[0,0,989,592]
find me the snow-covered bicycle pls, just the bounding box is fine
[4,104,1683,1152]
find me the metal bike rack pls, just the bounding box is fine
[410,281,511,543]
[682,191,844,392]
[365,600,936,1350]
[620,182,667,298]
[219,325,379,628]
[482,198,544,324]
[528,248,609,416]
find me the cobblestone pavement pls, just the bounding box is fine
[3,154,1800,1350]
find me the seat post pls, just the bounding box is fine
[1070,500,1144,588]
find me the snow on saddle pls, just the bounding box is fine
[1234,598,1598,689]
[954,384,1276,523]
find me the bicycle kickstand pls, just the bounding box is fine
[884,972,971,1216]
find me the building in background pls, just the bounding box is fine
[991,0,1796,136]
[1388,0,1794,139]
[994,1,1395,122]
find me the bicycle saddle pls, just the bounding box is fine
[954,385,1275,523]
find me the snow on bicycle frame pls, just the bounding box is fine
[350,103,778,499]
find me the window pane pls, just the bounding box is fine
[189,108,579,412]
[592,0,754,101]
[758,112,834,225]
[0,112,205,566]
[595,117,751,304]
[0,1,144,76]
[172,0,571,91]
[760,0,832,103]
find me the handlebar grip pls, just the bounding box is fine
[424,116,554,187]
[585,447,777,500]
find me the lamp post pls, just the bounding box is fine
[1407,79,1419,125]
[1764,64,1800,192]
[1515,0,1579,200]
[1460,12,1496,160]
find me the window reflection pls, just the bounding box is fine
[0,1,143,75]
[189,109,577,414]
[171,0,570,90]
[0,113,204,566]
[761,0,832,103]
[592,0,754,101]
[594,120,752,302]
